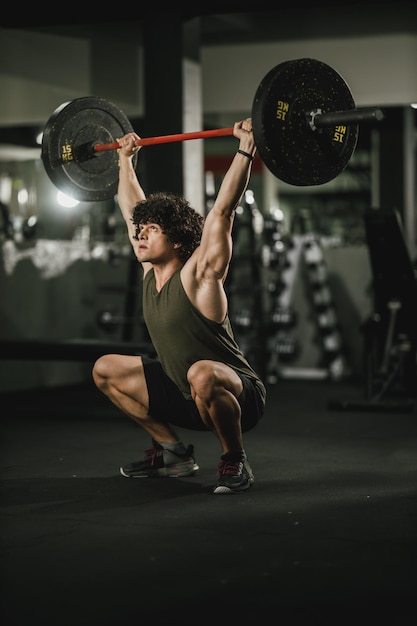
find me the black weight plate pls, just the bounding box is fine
[252,58,359,186]
[41,96,137,201]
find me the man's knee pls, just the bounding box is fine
[92,354,120,388]
[188,360,242,403]
[188,360,214,386]
[93,354,145,392]
[92,355,109,388]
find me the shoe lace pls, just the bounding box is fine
[144,446,163,467]
[217,460,243,477]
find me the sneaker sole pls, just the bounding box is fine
[120,462,199,479]
[213,480,254,495]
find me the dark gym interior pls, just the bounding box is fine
[1,5,416,624]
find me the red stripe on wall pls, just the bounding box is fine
[204,154,263,174]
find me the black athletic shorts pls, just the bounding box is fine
[143,358,265,432]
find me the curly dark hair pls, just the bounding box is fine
[131,192,204,263]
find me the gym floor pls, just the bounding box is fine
[1,377,416,625]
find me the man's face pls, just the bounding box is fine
[136,223,176,263]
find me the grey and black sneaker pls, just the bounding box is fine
[120,442,199,478]
[213,452,254,494]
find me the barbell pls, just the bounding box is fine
[41,58,384,202]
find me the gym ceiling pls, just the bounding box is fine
[1,2,416,47]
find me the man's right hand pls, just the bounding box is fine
[118,133,142,158]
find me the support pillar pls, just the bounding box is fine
[378,106,416,259]
[142,14,203,210]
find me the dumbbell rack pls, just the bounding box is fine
[262,223,349,382]
[302,236,348,380]
[262,224,302,384]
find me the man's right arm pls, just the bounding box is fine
[117,133,145,248]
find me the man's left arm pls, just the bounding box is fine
[198,119,256,279]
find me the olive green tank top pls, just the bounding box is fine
[142,268,266,403]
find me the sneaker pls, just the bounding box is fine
[120,442,199,478]
[213,452,255,494]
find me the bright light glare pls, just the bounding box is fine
[57,190,80,208]
[271,207,284,222]
[18,188,28,204]
[27,215,37,227]
[245,189,255,204]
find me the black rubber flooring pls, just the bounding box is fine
[1,378,416,624]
